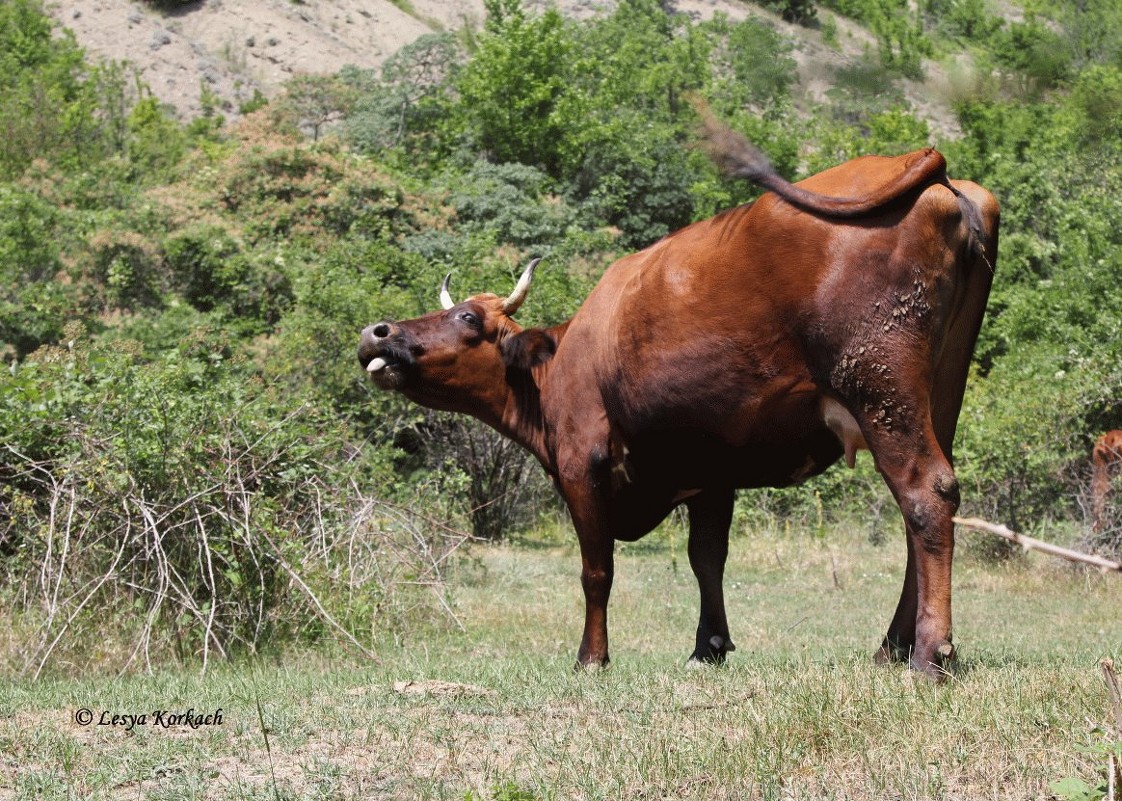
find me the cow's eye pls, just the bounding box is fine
[457,311,480,328]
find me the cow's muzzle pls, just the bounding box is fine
[358,321,413,390]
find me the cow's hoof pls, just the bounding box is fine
[910,641,956,681]
[573,657,610,673]
[686,635,735,667]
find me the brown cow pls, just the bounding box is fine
[357,120,999,678]
[1092,430,1122,532]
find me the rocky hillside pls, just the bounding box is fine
[50,0,962,135]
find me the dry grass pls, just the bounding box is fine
[2,524,1119,800]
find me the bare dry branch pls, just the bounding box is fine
[954,516,1122,572]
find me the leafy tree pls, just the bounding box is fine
[126,95,187,179]
[342,34,463,159]
[0,0,132,178]
[274,74,357,142]
[988,18,1072,92]
[452,0,575,174]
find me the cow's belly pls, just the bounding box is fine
[619,423,845,493]
[601,425,844,543]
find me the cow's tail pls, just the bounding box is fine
[697,109,947,220]
[938,178,994,271]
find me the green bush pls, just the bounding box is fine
[163,226,292,332]
[570,120,698,247]
[708,16,799,109]
[447,161,573,248]
[818,0,932,78]
[923,0,1001,41]
[1071,65,1122,142]
[343,34,462,159]
[0,328,428,674]
[126,95,187,181]
[0,186,70,357]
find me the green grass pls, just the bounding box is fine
[1,525,1119,799]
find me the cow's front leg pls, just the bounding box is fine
[576,531,614,669]
[685,488,736,665]
[561,478,616,669]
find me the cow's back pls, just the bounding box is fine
[554,150,995,452]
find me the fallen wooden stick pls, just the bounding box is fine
[953,516,1122,573]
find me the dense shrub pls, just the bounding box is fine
[0,186,70,357]
[0,330,467,675]
[923,0,1001,41]
[818,0,932,78]
[163,225,292,332]
[988,19,1072,91]
[570,120,699,247]
[708,16,799,110]
[446,161,574,248]
[216,135,404,244]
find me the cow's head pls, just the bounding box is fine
[357,258,556,418]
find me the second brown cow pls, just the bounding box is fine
[1092,430,1122,532]
[358,119,999,679]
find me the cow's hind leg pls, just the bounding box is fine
[861,411,960,679]
[876,535,919,664]
[685,488,736,665]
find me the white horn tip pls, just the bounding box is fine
[502,257,543,315]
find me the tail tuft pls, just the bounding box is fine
[694,105,778,184]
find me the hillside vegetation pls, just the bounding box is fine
[1,0,1121,674]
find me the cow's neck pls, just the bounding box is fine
[494,321,569,471]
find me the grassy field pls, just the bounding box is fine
[2,524,1119,800]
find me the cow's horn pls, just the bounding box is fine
[502,257,542,315]
[439,273,455,310]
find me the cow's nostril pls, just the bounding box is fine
[372,322,392,339]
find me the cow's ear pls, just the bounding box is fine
[501,328,557,370]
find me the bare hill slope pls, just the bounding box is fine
[49,0,961,136]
